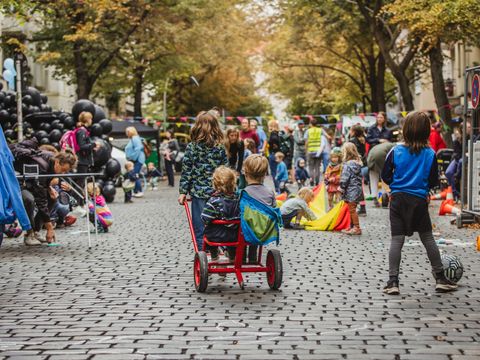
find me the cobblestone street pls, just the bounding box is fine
[0,180,479,360]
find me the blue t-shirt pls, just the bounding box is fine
[381,144,438,199]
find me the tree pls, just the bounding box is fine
[385,0,480,129]
[263,0,397,114]
[4,0,150,99]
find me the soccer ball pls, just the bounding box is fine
[441,254,463,283]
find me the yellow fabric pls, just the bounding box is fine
[307,127,323,153]
[304,201,344,231]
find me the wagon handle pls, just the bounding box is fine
[182,198,199,253]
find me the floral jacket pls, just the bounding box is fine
[179,142,228,199]
[324,162,342,193]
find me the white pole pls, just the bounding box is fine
[15,60,23,142]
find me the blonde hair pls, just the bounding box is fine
[78,111,93,126]
[297,187,314,203]
[275,151,285,160]
[212,166,237,194]
[243,154,268,183]
[87,182,101,196]
[191,110,224,147]
[126,126,138,137]
[268,119,279,131]
[342,142,361,163]
[125,161,134,171]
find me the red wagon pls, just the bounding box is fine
[183,200,283,292]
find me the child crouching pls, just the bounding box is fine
[87,182,113,233]
[201,166,240,261]
[339,142,364,235]
[280,187,317,229]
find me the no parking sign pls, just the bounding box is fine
[472,73,480,109]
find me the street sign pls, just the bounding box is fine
[472,73,480,109]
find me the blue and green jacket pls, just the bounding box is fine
[179,142,228,199]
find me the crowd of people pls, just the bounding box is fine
[177,109,460,294]
[0,106,465,294]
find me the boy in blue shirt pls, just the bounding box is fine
[381,111,457,295]
[275,152,289,194]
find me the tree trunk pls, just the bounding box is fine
[133,67,144,119]
[429,41,453,146]
[73,42,93,99]
[367,55,380,112]
[376,53,386,111]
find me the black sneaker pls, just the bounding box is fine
[435,273,458,293]
[383,279,400,295]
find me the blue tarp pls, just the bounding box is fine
[0,128,31,230]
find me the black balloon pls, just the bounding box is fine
[99,119,112,135]
[0,109,10,122]
[72,99,95,122]
[49,129,62,143]
[40,138,50,145]
[105,158,121,179]
[25,87,42,107]
[51,119,62,130]
[63,116,75,130]
[96,178,105,189]
[4,129,16,140]
[35,130,49,141]
[40,122,52,132]
[58,112,69,121]
[22,94,33,106]
[0,91,5,103]
[89,123,103,137]
[40,94,48,104]
[51,142,60,151]
[102,181,116,203]
[93,104,106,123]
[31,105,40,113]
[92,138,111,167]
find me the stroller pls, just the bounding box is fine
[436,148,453,191]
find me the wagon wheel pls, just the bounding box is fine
[266,249,283,290]
[193,252,208,292]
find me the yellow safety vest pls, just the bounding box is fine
[307,127,323,153]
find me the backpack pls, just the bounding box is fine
[279,131,291,156]
[9,139,52,175]
[143,139,152,158]
[60,127,87,154]
[239,190,283,246]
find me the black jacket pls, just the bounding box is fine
[366,125,392,148]
[228,141,245,173]
[76,127,95,166]
[10,139,55,223]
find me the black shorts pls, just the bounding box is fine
[389,192,432,237]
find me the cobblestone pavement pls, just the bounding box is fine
[0,179,479,360]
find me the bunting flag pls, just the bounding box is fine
[401,111,408,117]
[333,114,340,121]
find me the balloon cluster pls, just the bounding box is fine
[0,85,120,203]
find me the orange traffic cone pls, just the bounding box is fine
[444,186,454,204]
[439,200,461,216]
[430,187,448,200]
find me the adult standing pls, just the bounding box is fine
[250,119,267,154]
[163,129,180,187]
[0,128,31,247]
[239,118,260,151]
[283,125,295,182]
[367,142,395,207]
[225,128,246,188]
[267,120,281,191]
[293,120,306,166]
[366,112,392,149]
[304,118,326,186]
[125,126,146,197]
[429,122,447,153]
